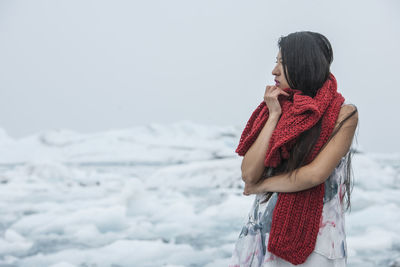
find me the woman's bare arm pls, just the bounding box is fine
[241,114,280,184]
[240,84,289,185]
[243,105,358,194]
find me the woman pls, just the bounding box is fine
[228,31,359,267]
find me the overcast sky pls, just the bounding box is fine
[0,0,399,153]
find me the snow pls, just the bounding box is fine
[0,121,398,266]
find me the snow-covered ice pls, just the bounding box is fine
[0,121,399,267]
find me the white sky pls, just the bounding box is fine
[0,0,399,153]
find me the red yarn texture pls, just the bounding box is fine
[235,73,345,265]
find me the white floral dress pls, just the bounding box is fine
[228,150,350,267]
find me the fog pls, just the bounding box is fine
[0,0,399,153]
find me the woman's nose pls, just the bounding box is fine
[272,65,279,76]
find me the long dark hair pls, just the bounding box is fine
[261,31,358,212]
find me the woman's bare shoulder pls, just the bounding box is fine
[310,104,358,183]
[334,104,358,129]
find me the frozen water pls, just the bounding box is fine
[0,121,398,266]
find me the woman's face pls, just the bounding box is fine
[272,50,290,90]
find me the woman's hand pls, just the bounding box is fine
[243,181,265,195]
[264,85,290,116]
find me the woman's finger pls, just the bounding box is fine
[265,85,276,94]
[280,89,290,96]
[271,88,289,98]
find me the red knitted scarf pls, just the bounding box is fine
[235,73,345,265]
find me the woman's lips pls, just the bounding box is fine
[275,80,280,86]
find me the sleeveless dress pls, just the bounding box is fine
[229,103,351,267]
